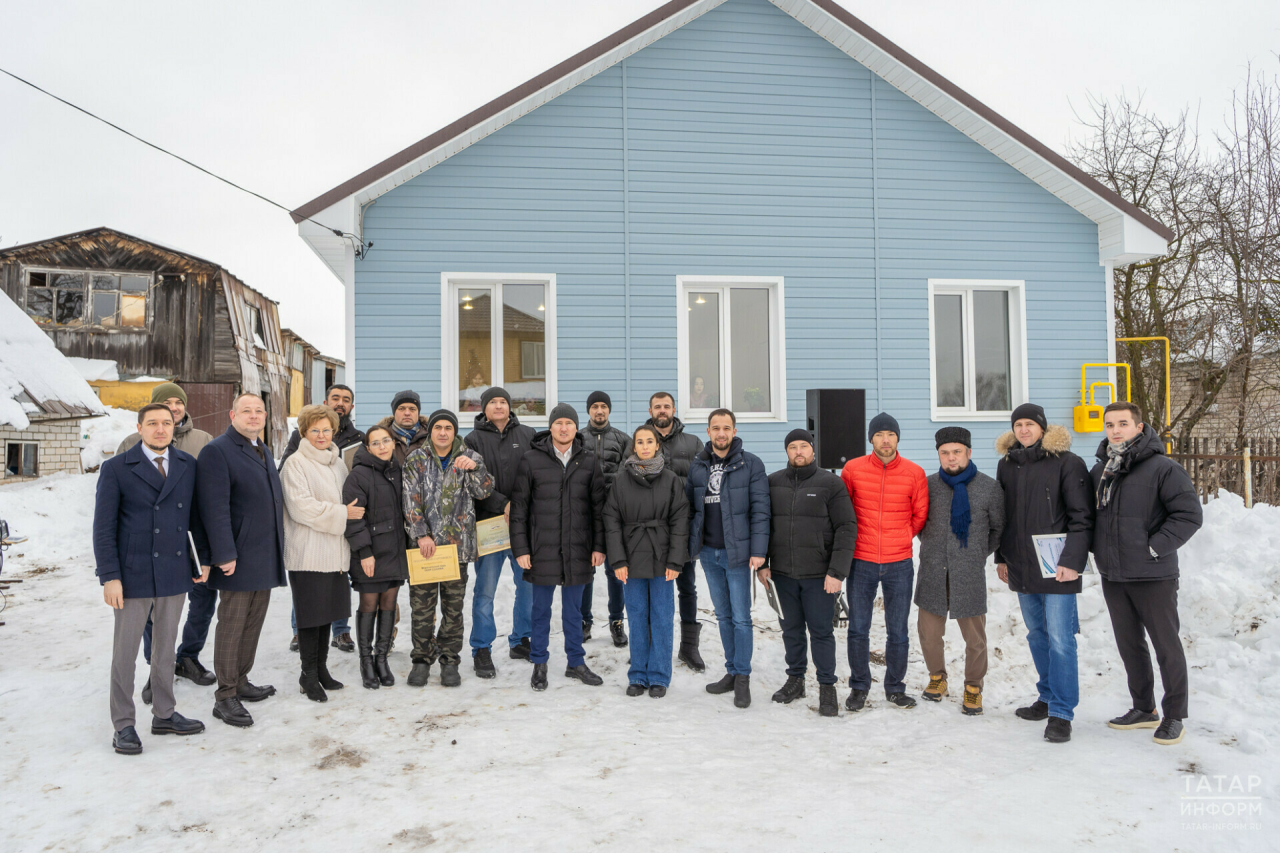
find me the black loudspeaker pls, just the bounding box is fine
[806,389,866,470]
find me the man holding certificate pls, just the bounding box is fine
[403,410,494,688]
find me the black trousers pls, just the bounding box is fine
[677,560,698,625]
[1101,576,1188,720]
[775,574,837,685]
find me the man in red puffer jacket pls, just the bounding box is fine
[840,412,929,713]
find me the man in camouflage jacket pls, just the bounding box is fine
[402,410,494,687]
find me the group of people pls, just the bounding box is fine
[93,381,1203,757]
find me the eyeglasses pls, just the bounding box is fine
[369,438,395,448]
[307,428,335,437]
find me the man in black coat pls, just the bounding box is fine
[994,403,1095,744]
[645,390,707,670]
[510,403,608,691]
[1090,402,1203,746]
[757,429,856,717]
[280,383,364,653]
[464,386,538,675]
[581,390,629,647]
[196,393,288,728]
[94,404,209,755]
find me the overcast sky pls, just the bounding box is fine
[3,0,1277,356]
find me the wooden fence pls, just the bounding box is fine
[1169,437,1280,505]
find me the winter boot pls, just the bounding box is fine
[509,637,532,660]
[473,647,496,679]
[582,620,593,642]
[678,622,706,672]
[626,684,647,697]
[771,676,806,704]
[331,632,355,653]
[531,663,548,691]
[610,619,628,648]
[565,664,604,686]
[706,673,736,694]
[298,630,327,703]
[374,608,395,687]
[649,685,667,698]
[1044,717,1072,743]
[1108,708,1160,730]
[1016,699,1049,721]
[289,634,299,653]
[316,630,344,691]
[845,688,868,712]
[962,685,983,716]
[407,662,431,687]
[439,663,461,687]
[356,611,379,689]
[922,674,948,702]
[733,675,751,709]
[818,684,839,717]
[1154,719,1185,745]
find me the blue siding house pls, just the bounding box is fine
[292,0,1170,470]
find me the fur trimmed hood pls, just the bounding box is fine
[996,423,1073,458]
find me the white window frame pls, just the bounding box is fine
[440,272,557,427]
[927,278,1028,422]
[675,275,787,423]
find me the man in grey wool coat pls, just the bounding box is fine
[915,426,1004,715]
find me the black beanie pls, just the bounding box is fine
[1011,403,1048,432]
[391,389,420,413]
[480,386,511,413]
[934,426,972,449]
[784,428,814,449]
[549,402,579,428]
[586,390,612,411]
[426,408,458,436]
[867,412,900,442]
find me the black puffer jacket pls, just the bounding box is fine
[1089,425,1202,582]
[510,432,607,586]
[341,447,410,585]
[994,424,1095,595]
[646,417,702,483]
[279,415,365,467]
[465,413,537,517]
[585,422,630,490]
[603,464,690,579]
[766,463,857,581]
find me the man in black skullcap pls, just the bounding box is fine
[757,428,856,717]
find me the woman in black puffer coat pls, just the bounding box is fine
[603,425,690,697]
[342,426,410,689]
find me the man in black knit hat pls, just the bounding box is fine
[582,390,629,647]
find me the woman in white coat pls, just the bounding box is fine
[281,404,364,702]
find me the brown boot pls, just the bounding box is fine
[922,674,947,702]
[962,685,983,716]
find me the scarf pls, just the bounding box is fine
[624,452,665,479]
[938,462,978,547]
[1098,438,1136,507]
[392,421,420,446]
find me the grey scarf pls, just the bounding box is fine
[624,452,665,478]
[1098,438,1136,507]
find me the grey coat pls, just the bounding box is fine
[914,470,1004,619]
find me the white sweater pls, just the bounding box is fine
[280,439,351,574]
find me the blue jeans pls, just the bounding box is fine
[142,582,218,664]
[470,548,534,652]
[847,558,913,694]
[530,583,586,667]
[622,575,675,687]
[1018,592,1080,721]
[291,605,349,638]
[699,547,753,676]
[581,559,625,625]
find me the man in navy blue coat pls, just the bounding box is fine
[94,403,209,755]
[197,393,287,728]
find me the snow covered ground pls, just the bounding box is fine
[1,474,1276,852]
[79,406,139,471]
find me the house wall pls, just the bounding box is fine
[0,417,82,482]
[352,0,1108,469]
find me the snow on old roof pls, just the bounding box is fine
[0,291,107,429]
[66,357,120,383]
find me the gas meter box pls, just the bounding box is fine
[1074,404,1104,433]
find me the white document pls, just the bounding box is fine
[1032,533,1095,578]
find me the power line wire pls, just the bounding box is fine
[0,66,367,255]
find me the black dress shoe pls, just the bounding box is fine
[212,697,254,728]
[531,663,548,691]
[565,664,603,686]
[175,657,218,686]
[509,638,532,660]
[113,726,142,755]
[237,682,276,702]
[649,685,667,698]
[141,677,153,706]
[331,632,355,653]
[152,711,206,736]
[626,684,647,697]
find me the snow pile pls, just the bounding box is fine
[78,406,139,471]
[0,290,105,428]
[0,478,1275,851]
[66,357,120,383]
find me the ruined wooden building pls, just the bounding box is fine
[0,227,290,451]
